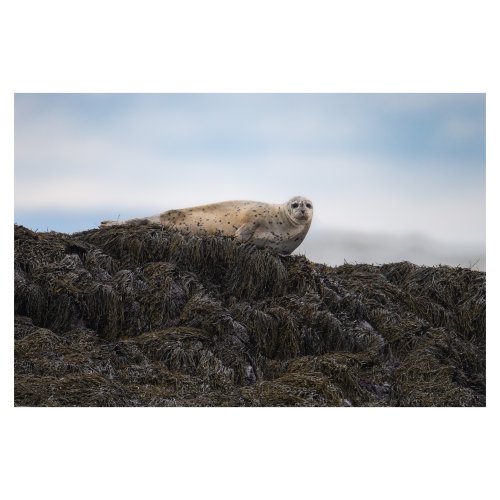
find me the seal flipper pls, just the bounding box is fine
[99,217,151,228]
[124,217,151,226]
[234,223,257,243]
[100,220,117,228]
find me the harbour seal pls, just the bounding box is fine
[100,196,313,254]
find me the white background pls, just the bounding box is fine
[1,1,498,499]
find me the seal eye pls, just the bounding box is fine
[306,203,312,209]
[291,203,299,209]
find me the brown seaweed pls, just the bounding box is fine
[14,224,486,407]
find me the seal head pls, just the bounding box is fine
[284,196,314,225]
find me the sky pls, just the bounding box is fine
[14,93,485,248]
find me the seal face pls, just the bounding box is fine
[285,196,314,225]
[100,196,313,254]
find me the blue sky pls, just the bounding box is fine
[15,93,485,245]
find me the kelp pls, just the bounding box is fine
[14,224,486,406]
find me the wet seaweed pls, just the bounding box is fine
[14,224,486,406]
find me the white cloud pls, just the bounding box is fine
[14,94,485,246]
[15,148,485,245]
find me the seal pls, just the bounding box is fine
[100,196,313,254]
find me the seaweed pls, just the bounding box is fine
[14,223,486,406]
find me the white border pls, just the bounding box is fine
[1,1,497,499]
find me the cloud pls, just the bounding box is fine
[14,148,485,245]
[14,94,485,246]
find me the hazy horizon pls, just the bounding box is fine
[14,209,486,271]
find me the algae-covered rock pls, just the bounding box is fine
[14,224,486,406]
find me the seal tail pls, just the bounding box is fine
[100,220,121,228]
[100,217,152,228]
